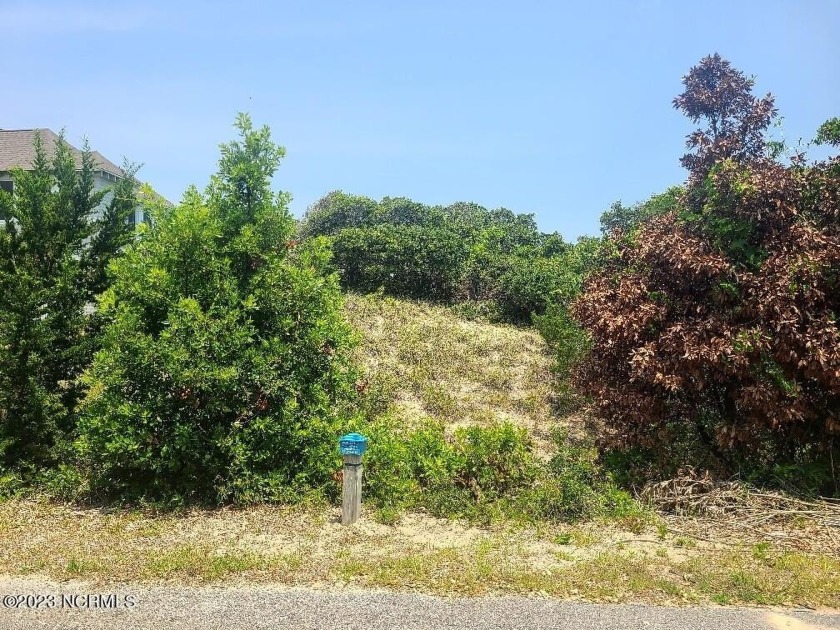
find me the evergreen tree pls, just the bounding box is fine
[0,132,137,477]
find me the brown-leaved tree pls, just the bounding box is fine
[573,55,840,491]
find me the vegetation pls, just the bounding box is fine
[1,55,839,605]
[1,54,837,536]
[356,416,637,524]
[573,54,840,492]
[339,293,637,523]
[76,115,359,504]
[599,187,683,236]
[301,191,575,323]
[1,498,837,607]
[344,293,556,443]
[0,133,138,482]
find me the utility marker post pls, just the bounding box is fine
[339,432,368,525]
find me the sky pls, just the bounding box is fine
[2,1,838,239]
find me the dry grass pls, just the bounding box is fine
[1,498,837,607]
[345,293,561,455]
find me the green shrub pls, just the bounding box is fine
[76,115,360,504]
[533,304,591,413]
[405,421,537,518]
[0,131,139,478]
[375,196,441,227]
[347,420,540,518]
[495,255,565,323]
[0,472,24,500]
[599,187,682,236]
[352,418,639,524]
[449,423,538,501]
[298,191,379,239]
[302,192,577,323]
[330,224,470,302]
[518,430,642,523]
[346,415,419,510]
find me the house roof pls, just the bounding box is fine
[0,128,125,178]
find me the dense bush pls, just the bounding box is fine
[520,428,640,522]
[599,187,683,236]
[495,256,566,322]
[331,224,470,302]
[529,236,604,411]
[412,421,537,515]
[356,417,637,523]
[76,116,359,503]
[301,192,571,323]
[573,55,840,492]
[0,133,138,480]
[297,191,379,239]
[350,418,537,517]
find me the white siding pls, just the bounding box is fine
[1,171,144,227]
[93,172,145,224]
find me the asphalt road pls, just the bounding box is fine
[1,578,838,630]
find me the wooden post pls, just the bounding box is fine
[341,453,363,525]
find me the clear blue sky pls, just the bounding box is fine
[2,1,838,239]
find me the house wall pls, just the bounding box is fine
[93,172,144,224]
[1,170,144,225]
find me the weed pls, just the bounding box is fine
[674,537,697,549]
[373,506,402,525]
[752,541,771,561]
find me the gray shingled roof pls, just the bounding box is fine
[0,128,124,178]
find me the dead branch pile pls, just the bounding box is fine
[640,469,840,529]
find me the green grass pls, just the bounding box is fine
[2,499,837,606]
[144,546,290,581]
[686,548,840,607]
